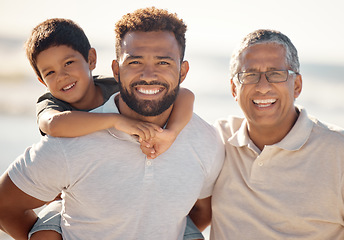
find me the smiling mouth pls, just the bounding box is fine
[62,82,76,91]
[253,99,277,107]
[136,87,164,95]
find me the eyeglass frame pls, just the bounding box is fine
[235,70,298,85]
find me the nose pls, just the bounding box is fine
[140,64,157,82]
[57,69,69,82]
[255,72,272,94]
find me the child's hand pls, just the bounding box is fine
[114,115,163,142]
[140,141,156,159]
[140,129,178,159]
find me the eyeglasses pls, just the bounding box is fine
[236,70,297,85]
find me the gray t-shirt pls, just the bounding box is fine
[9,94,225,240]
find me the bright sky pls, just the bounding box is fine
[1,0,343,67]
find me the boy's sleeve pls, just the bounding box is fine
[93,75,119,101]
[36,93,74,117]
[36,92,75,135]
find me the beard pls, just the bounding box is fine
[118,75,180,117]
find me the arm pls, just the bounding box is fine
[39,110,162,140]
[140,88,195,158]
[165,87,194,136]
[0,173,46,240]
[188,196,212,232]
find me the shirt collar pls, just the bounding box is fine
[90,93,119,114]
[228,106,313,151]
[90,93,138,143]
[276,106,313,151]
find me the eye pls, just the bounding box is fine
[128,60,141,65]
[270,71,281,75]
[246,72,258,77]
[158,61,170,65]
[65,61,74,66]
[45,71,55,77]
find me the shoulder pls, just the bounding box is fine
[180,114,225,171]
[37,92,55,103]
[213,115,245,143]
[93,75,119,101]
[177,114,224,150]
[93,75,116,85]
[309,115,344,142]
[36,92,73,115]
[186,114,220,140]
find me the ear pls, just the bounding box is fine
[111,60,119,83]
[231,78,238,101]
[37,77,47,86]
[179,60,189,84]
[293,74,302,99]
[88,48,97,70]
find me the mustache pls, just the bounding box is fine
[131,81,169,89]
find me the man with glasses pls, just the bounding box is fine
[195,29,344,239]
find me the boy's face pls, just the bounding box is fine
[36,45,97,109]
[112,31,189,117]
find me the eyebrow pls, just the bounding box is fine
[156,56,174,61]
[124,55,175,61]
[244,67,280,72]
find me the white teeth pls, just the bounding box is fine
[63,83,75,91]
[138,89,160,95]
[253,99,276,104]
[253,99,276,107]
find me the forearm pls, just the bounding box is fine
[189,197,212,232]
[40,111,120,137]
[0,174,44,240]
[0,209,37,240]
[166,88,194,135]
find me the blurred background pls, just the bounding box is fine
[1,0,343,239]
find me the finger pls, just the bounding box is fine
[148,123,163,133]
[140,145,155,155]
[141,140,151,148]
[136,124,153,140]
[139,123,156,139]
[148,153,157,159]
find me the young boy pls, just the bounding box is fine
[24,18,202,240]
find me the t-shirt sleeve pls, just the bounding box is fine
[36,93,74,136]
[36,93,73,117]
[198,128,225,199]
[93,75,119,102]
[7,137,69,202]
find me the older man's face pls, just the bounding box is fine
[231,43,302,131]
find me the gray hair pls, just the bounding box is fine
[230,29,300,79]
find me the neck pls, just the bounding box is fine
[115,94,172,128]
[248,109,299,151]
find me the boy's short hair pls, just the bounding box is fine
[25,18,91,80]
[115,7,187,62]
